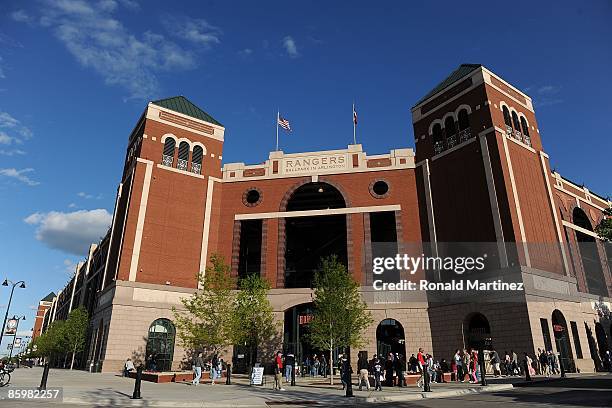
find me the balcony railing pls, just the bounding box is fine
[458,128,472,143]
[162,154,173,167]
[191,163,202,175]
[513,129,522,141]
[432,129,475,156]
[434,141,444,155]
[505,125,513,136]
[177,158,188,171]
[522,134,532,147]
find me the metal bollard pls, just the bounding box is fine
[478,349,487,386]
[345,375,354,397]
[226,363,231,385]
[423,368,431,392]
[131,365,143,399]
[560,359,566,378]
[524,360,531,381]
[39,363,50,390]
[291,364,295,386]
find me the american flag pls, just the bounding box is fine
[278,115,291,131]
[353,105,358,125]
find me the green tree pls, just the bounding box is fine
[173,254,235,357]
[595,207,612,241]
[308,255,373,385]
[63,307,89,369]
[230,274,278,372]
[34,320,66,363]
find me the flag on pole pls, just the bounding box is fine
[353,104,358,125]
[277,115,291,132]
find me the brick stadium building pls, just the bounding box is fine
[38,64,612,374]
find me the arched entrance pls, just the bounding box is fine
[284,182,348,288]
[573,208,606,296]
[463,312,491,349]
[283,302,340,369]
[595,322,609,362]
[552,310,574,372]
[146,318,176,371]
[376,319,406,358]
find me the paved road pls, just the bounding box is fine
[0,368,609,407]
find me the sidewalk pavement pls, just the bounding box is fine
[0,367,596,407]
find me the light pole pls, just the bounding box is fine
[8,315,26,360]
[0,279,26,347]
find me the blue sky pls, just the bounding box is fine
[0,0,611,353]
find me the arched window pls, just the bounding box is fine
[572,208,607,296]
[177,141,189,171]
[191,145,203,174]
[444,116,456,138]
[458,109,470,131]
[520,117,530,136]
[502,106,512,127]
[162,138,176,167]
[146,318,176,372]
[444,116,457,148]
[432,123,443,154]
[511,111,520,132]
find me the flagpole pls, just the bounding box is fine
[352,102,357,145]
[276,110,279,151]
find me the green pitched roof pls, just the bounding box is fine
[152,96,223,127]
[414,64,482,107]
[41,292,56,302]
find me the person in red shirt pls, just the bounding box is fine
[274,352,285,391]
[416,348,426,388]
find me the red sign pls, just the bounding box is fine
[553,324,565,332]
[298,314,313,325]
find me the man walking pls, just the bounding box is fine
[454,350,462,382]
[192,352,203,385]
[357,353,370,391]
[285,351,295,383]
[490,349,501,377]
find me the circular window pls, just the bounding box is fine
[243,188,262,207]
[369,180,390,198]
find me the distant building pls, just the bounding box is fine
[38,65,612,374]
[32,292,55,341]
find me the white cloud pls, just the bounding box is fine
[10,10,32,23]
[283,36,299,58]
[63,258,79,274]
[0,149,26,156]
[77,191,93,199]
[24,208,112,255]
[238,48,253,57]
[0,168,39,186]
[15,1,215,99]
[0,111,32,145]
[68,203,77,208]
[163,15,220,47]
[0,131,13,145]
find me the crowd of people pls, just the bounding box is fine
[268,346,570,392]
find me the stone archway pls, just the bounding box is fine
[552,310,575,372]
[463,312,491,349]
[376,319,406,358]
[279,182,350,288]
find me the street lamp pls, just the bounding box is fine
[8,315,26,360]
[0,279,26,347]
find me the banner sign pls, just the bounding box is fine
[14,338,22,348]
[5,318,18,335]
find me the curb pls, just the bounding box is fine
[62,397,269,407]
[364,384,514,403]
